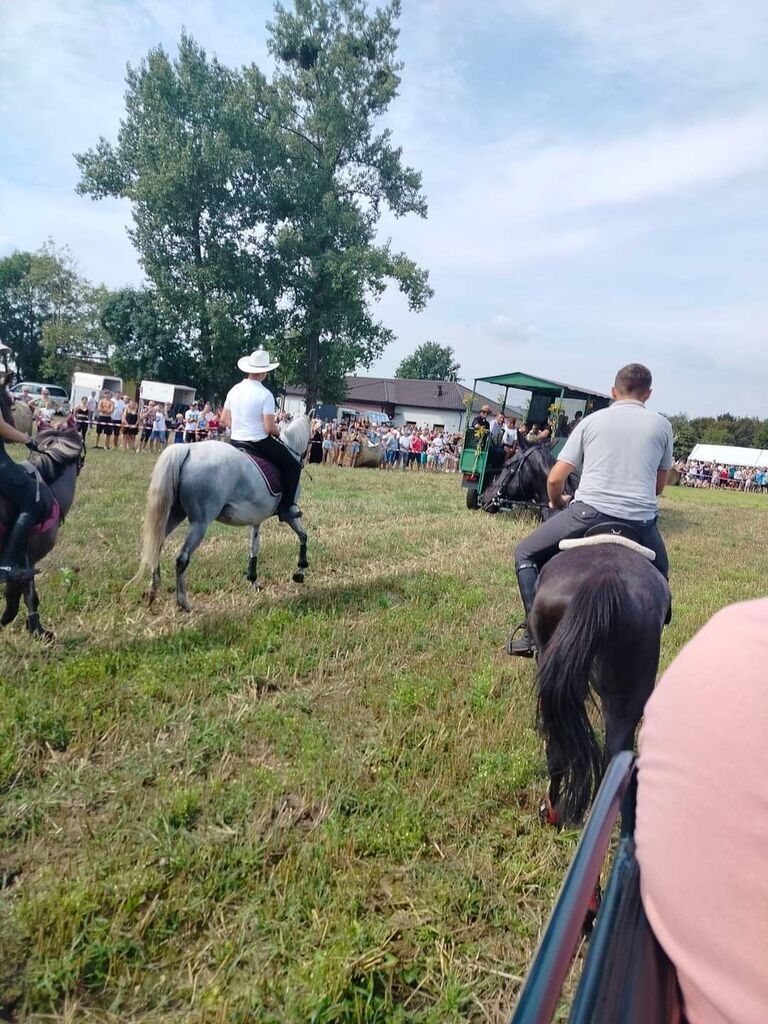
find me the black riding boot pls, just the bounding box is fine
[0,512,37,582]
[507,564,539,657]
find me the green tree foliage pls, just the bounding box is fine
[395,341,460,381]
[0,241,84,380]
[263,0,431,409]
[40,282,112,384]
[75,34,280,397]
[667,411,768,459]
[100,287,197,386]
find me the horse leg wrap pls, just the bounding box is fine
[539,795,560,827]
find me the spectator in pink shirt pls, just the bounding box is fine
[636,599,768,1024]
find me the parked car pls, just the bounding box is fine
[10,382,70,414]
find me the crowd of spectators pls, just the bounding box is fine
[306,417,464,471]
[64,390,229,451]
[679,461,768,492]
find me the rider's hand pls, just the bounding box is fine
[25,437,38,452]
[549,494,572,510]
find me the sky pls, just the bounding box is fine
[2,0,768,415]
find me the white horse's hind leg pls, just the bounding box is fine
[175,520,209,612]
[286,517,309,583]
[246,526,262,587]
[149,511,185,606]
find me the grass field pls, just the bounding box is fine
[1,453,766,1023]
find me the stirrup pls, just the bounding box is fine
[507,623,536,657]
[0,563,38,582]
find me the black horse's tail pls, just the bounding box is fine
[537,569,624,824]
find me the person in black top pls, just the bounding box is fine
[308,421,323,464]
[471,404,492,431]
[74,397,90,440]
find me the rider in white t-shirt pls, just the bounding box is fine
[220,349,301,522]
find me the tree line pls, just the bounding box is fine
[2,0,431,406]
[667,412,768,460]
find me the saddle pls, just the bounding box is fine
[560,522,656,562]
[0,467,59,537]
[240,452,282,498]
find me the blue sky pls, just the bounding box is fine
[2,0,768,415]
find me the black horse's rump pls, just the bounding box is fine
[531,544,670,824]
[480,443,577,511]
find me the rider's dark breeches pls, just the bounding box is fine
[231,436,301,508]
[513,500,669,578]
[0,447,41,520]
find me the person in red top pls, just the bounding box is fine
[409,432,423,470]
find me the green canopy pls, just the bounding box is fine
[474,371,610,401]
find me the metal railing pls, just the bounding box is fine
[509,751,636,1024]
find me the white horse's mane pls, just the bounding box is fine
[280,413,311,458]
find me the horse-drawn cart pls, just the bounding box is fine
[459,372,611,511]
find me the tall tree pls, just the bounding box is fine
[258,0,432,409]
[100,287,198,386]
[395,341,460,381]
[75,34,280,397]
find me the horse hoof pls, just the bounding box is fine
[583,884,602,937]
[292,571,305,584]
[250,580,263,591]
[539,796,560,827]
[33,629,55,645]
[177,600,192,613]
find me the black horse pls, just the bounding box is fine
[0,427,84,641]
[480,442,577,513]
[531,541,670,825]
[498,438,671,824]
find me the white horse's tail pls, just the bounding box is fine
[135,445,189,580]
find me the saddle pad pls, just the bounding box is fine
[560,534,656,561]
[244,454,282,498]
[0,497,60,537]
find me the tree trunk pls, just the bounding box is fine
[192,212,213,399]
[305,328,320,413]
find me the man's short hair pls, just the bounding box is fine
[615,363,652,396]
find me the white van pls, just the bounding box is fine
[139,380,196,411]
[70,372,123,409]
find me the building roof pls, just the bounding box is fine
[475,370,611,401]
[286,376,506,415]
[345,376,493,412]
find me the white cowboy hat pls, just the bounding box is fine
[237,348,280,374]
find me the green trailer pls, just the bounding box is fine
[460,371,611,509]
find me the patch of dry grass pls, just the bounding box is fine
[0,456,765,1022]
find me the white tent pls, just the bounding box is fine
[688,444,768,468]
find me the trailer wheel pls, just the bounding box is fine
[466,487,479,510]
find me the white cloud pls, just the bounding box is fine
[383,106,768,277]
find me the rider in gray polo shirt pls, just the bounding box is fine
[508,363,674,657]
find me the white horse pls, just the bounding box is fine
[135,416,311,610]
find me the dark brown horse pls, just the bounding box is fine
[530,541,670,825]
[0,427,84,641]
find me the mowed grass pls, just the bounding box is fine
[0,452,766,1023]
